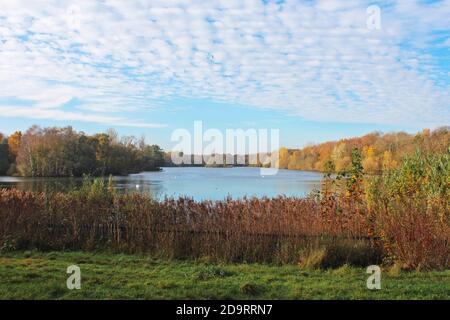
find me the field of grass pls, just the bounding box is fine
[0,251,448,300]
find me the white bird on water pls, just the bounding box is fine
[136,184,140,189]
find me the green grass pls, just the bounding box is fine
[0,251,448,299]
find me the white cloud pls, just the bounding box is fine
[0,0,449,127]
[0,106,167,128]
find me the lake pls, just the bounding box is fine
[0,167,323,201]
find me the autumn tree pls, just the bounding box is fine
[14,125,165,177]
[268,128,449,174]
[278,147,289,169]
[7,131,22,159]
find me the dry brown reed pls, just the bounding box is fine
[0,162,447,270]
[0,189,382,266]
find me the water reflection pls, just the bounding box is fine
[0,167,323,201]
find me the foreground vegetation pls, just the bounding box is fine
[0,251,448,299]
[1,150,448,270]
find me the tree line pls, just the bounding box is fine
[164,127,449,173]
[277,127,449,174]
[0,125,164,177]
[1,125,448,177]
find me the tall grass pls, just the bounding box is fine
[0,151,448,269]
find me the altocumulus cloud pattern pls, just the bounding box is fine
[0,0,449,127]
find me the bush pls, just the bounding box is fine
[368,151,449,270]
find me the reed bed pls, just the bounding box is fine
[0,188,382,265]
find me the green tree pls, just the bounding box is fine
[0,139,10,175]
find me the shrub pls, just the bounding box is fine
[368,151,449,270]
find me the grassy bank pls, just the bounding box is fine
[0,251,448,299]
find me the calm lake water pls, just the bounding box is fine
[0,167,323,201]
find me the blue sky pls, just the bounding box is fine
[0,0,449,150]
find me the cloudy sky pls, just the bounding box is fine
[0,0,449,148]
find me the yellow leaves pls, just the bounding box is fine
[362,156,380,174]
[274,129,448,174]
[364,145,376,158]
[7,131,22,158]
[278,147,290,169]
